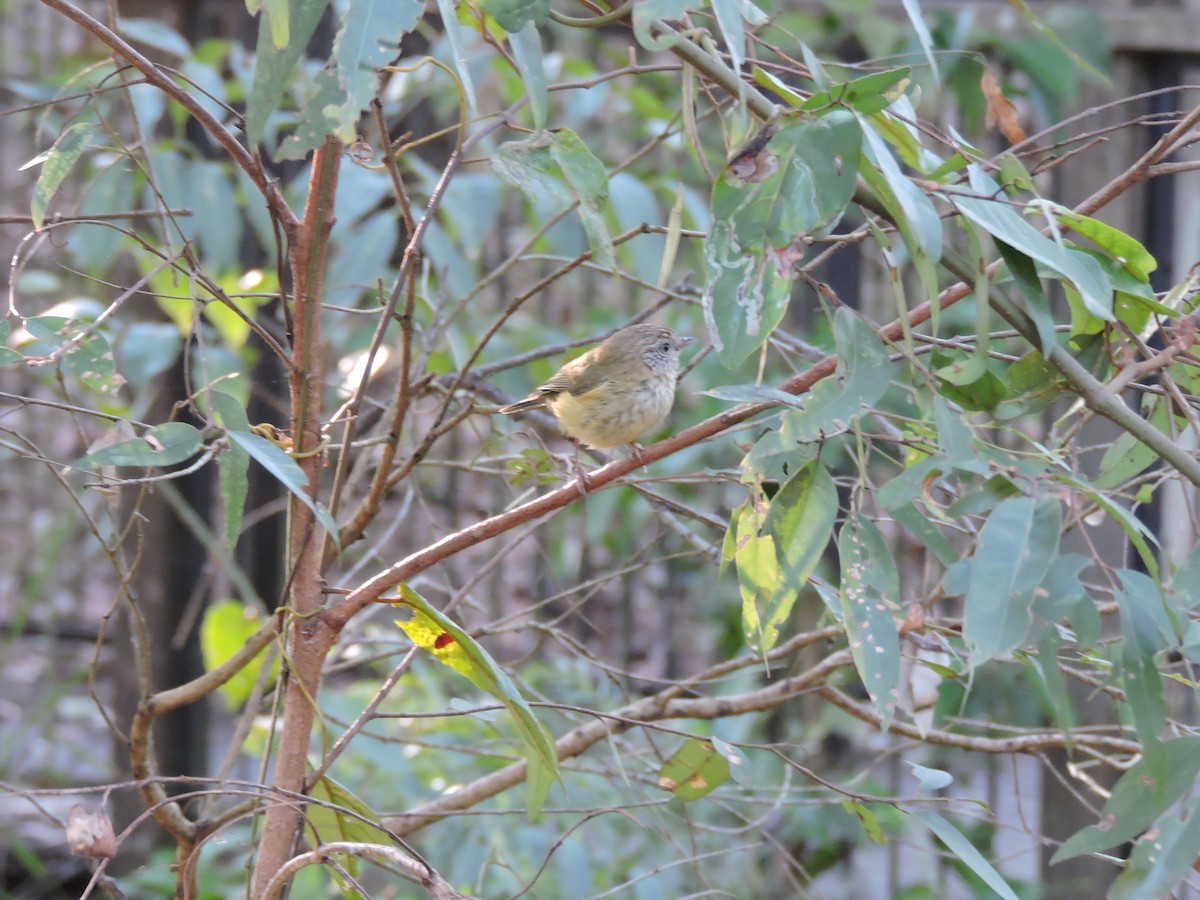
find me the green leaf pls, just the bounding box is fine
[548,129,613,268]
[631,0,691,50]
[839,515,901,728]
[783,306,899,442]
[802,68,912,115]
[28,124,91,230]
[482,0,550,31]
[1095,398,1167,489]
[996,352,1069,419]
[746,462,837,654]
[705,114,861,367]
[908,763,953,791]
[329,0,426,141]
[23,315,124,398]
[1048,203,1156,281]
[207,392,251,551]
[0,321,19,366]
[276,68,345,160]
[733,500,791,658]
[262,0,289,47]
[1052,737,1200,862]
[1031,633,1073,746]
[752,67,805,107]
[953,166,1113,320]
[710,0,746,74]
[1063,475,1160,580]
[226,431,339,541]
[710,736,749,786]
[1110,801,1200,900]
[843,800,887,845]
[910,810,1019,900]
[395,584,560,813]
[703,384,806,409]
[119,18,190,57]
[200,601,278,709]
[305,776,394,882]
[1115,571,1169,769]
[657,739,731,801]
[246,0,329,144]
[493,130,614,268]
[861,118,943,263]
[995,240,1055,353]
[964,495,1061,663]
[702,220,792,368]
[72,422,204,470]
[434,0,478,112]
[899,0,938,80]
[509,23,547,131]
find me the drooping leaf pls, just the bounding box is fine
[861,119,943,263]
[953,166,1112,320]
[838,515,901,728]
[434,0,478,112]
[733,499,791,658]
[1115,570,1171,774]
[226,430,339,541]
[207,391,252,551]
[1052,736,1200,862]
[741,461,838,655]
[1109,801,1200,900]
[246,0,330,145]
[493,130,614,268]
[329,0,426,141]
[843,800,887,845]
[548,129,613,268]
[899,0,938,80]
[710,0,746,74]
[305,776,394,882]
[28,124,91,230]
[395,584,560,814]
[963,494,1061,663]
[509,23,547,131]
[995,239,1056,353]
[910,810,1019,900]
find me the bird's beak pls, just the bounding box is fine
[678,335,697,347]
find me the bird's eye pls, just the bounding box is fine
[658,341,670,353]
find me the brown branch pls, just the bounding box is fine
[386,645,852,835]
[815,687,1141,757]
[250,138,341,897]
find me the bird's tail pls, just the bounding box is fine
[497,396,545,415]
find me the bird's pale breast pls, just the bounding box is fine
[548,373,676,448]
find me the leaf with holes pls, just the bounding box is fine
[839,515,901,729]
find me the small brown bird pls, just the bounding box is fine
[498,323,694,450]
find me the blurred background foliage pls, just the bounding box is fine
[5,0,1200,896]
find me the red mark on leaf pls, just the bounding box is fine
[434,633,454,650]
